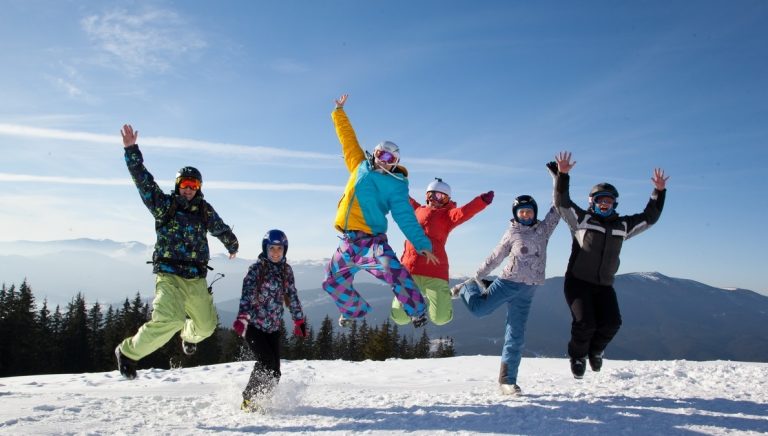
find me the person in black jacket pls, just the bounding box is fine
[115,124,239,380]
[551,151,668,379]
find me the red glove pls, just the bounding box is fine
[293,319,308,337]
[480,190,494,204]
[232,313,249,338]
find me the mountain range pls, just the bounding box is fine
[2,238,767,362]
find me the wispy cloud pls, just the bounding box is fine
[0,173,342,192]
[0,123,502,172]
[0,123,333,161]
[81,7,206,76]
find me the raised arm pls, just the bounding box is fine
[331,94,366,172]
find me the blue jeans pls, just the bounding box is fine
[460,278,537,385]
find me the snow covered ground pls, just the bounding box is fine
[1,356,767,435]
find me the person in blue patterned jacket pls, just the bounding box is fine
[232,230,306,412]
[115,124,239,380]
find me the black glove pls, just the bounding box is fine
[546,161,559,176]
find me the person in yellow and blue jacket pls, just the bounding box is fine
[322,94,439,329]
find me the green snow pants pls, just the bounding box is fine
[119,273,217,361]
[390,275,453,326]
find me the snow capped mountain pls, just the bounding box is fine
[2,239,768,362]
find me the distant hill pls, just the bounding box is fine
[3,238,767,362]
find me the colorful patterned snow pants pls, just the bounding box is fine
[322,231,426,320]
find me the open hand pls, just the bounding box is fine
[121,124,138,148]
[652,168,669,190]
[555,151,576,174]
[335,94,348,108]
[419,250,440,265]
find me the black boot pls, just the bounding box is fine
[588,351,604,372]
[570,357,587,379]
[115,346,138,380]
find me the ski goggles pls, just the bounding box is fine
[428,191,449,202]
[374,149,399,164]
[178,178,201,190]
[593,196,615,206]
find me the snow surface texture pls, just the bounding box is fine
[1,356,767,435]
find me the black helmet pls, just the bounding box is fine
[589,182,619,208]
[262,229,288,258]
[512,195,538,225]
[175,166,202,192]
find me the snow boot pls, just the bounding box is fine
[115,346,138,380]
[240,399,266,414]
[588,351,604,372]
[570,357,587,379]
[181,339,197,356]
[411,312,428,328]
[499,383,522,396]
[338,314,353,328]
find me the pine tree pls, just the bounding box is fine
[413,328,431,358]
[60,293,91,373]
[36,298,57,374]
[87,301,106,371]
[314,316,335,360]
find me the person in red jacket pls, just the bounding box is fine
[391,178,493,325]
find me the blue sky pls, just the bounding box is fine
[1,1,766,292]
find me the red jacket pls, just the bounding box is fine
[400,195,489,280]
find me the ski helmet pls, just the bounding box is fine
[373,141,400,165]
[262,229,288,258]
[175,166,202,192]
[512,195,538,225]
[588,182,619,210]
[426,178,451,197]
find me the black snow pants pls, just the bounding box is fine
[243,326,282,401]
[564,274,622,359]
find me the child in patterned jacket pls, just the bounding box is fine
[233,230,307,412]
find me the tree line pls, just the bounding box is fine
[0,280,454,377]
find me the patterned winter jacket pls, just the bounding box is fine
[125,145,238,279]
[475,207,560,286]
[554,172,666,286]
[238,254,305,334]
[331,108,432,252]
[401,196,489,280]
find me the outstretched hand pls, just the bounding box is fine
[335,94,348,108]
[555,151,576,174]
[419,250,440,265]
[121,124,138,148]
[652,168,669,190]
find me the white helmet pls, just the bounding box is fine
[373,141,400,165]
[426,178,451,197]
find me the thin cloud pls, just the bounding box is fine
[81,7,206,76]
[0,124,502,171]
[0,173,342,192]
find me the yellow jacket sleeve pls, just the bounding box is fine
[332,108,366,173]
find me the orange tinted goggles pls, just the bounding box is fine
[178,178,201,190]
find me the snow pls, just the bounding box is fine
[2,356,767,435]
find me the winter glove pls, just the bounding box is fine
[232,313,249,338]
[480,190,495,204]
[293,319,308,338]
[546,161,559,176]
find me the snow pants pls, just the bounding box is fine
[563,274,623,359]
[119,273,217,361]
[322,231,426,320]
[390,275,453,326]
[459,278,537,385]
[243,326,282,401]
